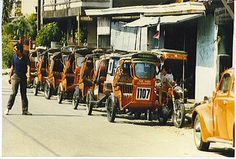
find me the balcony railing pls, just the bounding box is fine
[43,0,110,11]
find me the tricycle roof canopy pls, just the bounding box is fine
[61,45,76,53]
[151,49,187,61]
[121,52,158,63]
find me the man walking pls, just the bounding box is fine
[4,43,32,115]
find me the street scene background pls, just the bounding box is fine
[2,74,234,157]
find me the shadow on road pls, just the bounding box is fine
[209,147,235,157]
[89,111,193,128]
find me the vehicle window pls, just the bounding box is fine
[108,59,119,76]
[219,73,231,93]
[113,59,119,75]
[107,59,114,74]
[134,63,156,79]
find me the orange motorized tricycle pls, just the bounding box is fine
[44,51,64,99]
[72,49,104,109]
[85,53,121,115]
[28,46,47,87]
[33,48,60,95]
[105,52,158,122]
[152,49,188,128]
[57,47,91,104]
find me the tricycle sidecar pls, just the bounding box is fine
[58,47,91,104]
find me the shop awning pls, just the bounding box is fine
[85,2,206,16]
[123,14,203,27]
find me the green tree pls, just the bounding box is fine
[4,16,33,40]
[35,22,61,47]
[3,0,13,24]
[2,29,14,68]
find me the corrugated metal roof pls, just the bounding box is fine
[85,2,206,16]
[123,14,203,27]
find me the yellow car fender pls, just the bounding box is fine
[192,102,213,142]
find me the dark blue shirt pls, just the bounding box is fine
[12,54,30,78]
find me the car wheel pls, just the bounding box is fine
[44,82,51,99]
[173,100,185,128]
[106,95,117,122]
[193,114,210,151]
[86,90,93,115]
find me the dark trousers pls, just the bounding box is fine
[7,74,28,112]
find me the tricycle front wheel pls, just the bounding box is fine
[173,100,185,128]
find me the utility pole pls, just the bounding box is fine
[37,0,41,31]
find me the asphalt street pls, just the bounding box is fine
[1,75,234,157]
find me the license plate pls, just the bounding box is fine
[136,87,151,100]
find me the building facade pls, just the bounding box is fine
[38,0,234,101]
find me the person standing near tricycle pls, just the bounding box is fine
[4,43,32,115]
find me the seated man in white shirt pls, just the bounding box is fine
[160,64,174,86]
[156,64,175,106]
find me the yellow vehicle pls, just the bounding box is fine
[86,53,121,115]
[106,52,157,122]
[192,68,235,151]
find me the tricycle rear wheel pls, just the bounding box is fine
[44,82,51,99]
[106,95,117,122]
[86,90,93,115]
[57,84,63,104]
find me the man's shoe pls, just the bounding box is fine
[22,111,32,115]
[4,109,10,115]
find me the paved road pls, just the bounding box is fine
[2,75,234,157]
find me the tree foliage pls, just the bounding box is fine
[2,14,37,68]
[4,14,37,40]
[35,22,62,47]
[2,27,14,68]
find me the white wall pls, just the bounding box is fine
[21,0,37,15]
[233,3,236,67]
[111,22,138,51]
[195,15,217,102]
[111,22,148,51]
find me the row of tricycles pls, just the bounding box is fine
[28,45,188,128]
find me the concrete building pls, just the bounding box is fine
[21,0,37,15]
[37,0,234,101]
[11,0,37,17]
[85,0,234,101]
[41,0,111,47]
